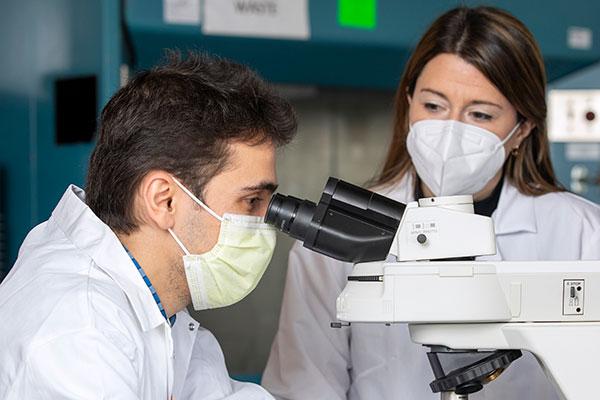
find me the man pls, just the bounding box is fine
[0,52,297,399]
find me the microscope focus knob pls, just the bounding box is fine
[417,234,427,244]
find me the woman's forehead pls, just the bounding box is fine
[415,54,510,107]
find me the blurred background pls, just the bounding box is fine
[1,0,600,383]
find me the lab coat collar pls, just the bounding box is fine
[492,179,538,235]
[375,174,415,203]
[51,185,167,332]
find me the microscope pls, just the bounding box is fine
[265,177,599,400]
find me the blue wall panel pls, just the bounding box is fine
[127,0,600,88]
[0,0,121,271]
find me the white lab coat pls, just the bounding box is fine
[0,185,273,400]
[262,175,600,400]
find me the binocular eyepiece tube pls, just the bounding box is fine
[264,195,316,241]
[264,177,406,263]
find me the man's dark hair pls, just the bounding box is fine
[86,52,297,233]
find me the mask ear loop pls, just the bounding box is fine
[171,177,223,222]
[169,177,223,256]
[168,228,191,256]
[500,120,523,147]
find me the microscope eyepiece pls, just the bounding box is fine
[265,194,316,241]
[264,177,406,263]
[264,194,292,229]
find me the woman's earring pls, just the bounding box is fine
[511,146,519,156]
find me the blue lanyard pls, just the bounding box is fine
[125,248,176,327]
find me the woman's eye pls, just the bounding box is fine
[424,103,441,112]
[471,111,493,121]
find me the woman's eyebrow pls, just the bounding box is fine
[420,88,448,100]
[469,100,503,109]
[421,88,503,109]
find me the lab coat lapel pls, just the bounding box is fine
[51,185,166,332]
[489,180,538,260]
[172,311,200,399]
[493,180,537,236]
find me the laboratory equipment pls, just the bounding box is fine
[548,89,600,202]
[266,178,600,400]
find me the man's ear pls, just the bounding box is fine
[138,171,179,230]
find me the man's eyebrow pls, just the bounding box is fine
[240,182,279,193]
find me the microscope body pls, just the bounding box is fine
[265,177,600,400]
[336,197,600,400]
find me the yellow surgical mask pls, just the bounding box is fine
[168,178,277,310]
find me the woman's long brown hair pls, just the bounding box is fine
[373,6,563,195]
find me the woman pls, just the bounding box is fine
[262,6,600,400]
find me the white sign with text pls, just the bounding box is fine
[202,0,309,40]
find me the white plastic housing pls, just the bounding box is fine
[336,261,600,400]
[389,201,497,262]
[337,261,600,324]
